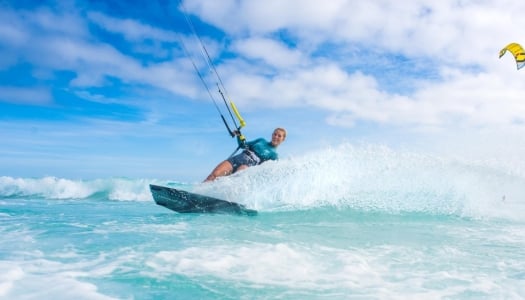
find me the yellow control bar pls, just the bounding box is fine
[230,101,246,128]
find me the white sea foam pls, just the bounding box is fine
[106,178,154,202]
[0,265,24,297]
[0,176,155,201]
[0,260,119,300]
[0,176,96,199]
[145,241,524,299]
[197,143,525,220]
[93,222,189,235]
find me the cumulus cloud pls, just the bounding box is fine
[232,37,304,69]
[0,86,52,105]
[3,0,525,131]
[87,12,177,42]
[181,0,525,130]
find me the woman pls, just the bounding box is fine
[204,127,286,182]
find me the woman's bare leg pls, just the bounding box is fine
[204,160,234,182]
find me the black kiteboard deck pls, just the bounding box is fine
[150,184,257,216]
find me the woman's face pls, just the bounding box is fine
[271,129,286,147]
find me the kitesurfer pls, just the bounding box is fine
[204,127,287,182]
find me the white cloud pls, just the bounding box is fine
[0,86,52,105]
[232,37,304,69]
[180,0,525,131]
[4,0,525,132]
[88,12,177,42]
[186,0,525,61]
[0,7,207,101]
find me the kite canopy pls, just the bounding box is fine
[499,42,525,70]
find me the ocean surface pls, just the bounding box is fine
[1,144,525,299]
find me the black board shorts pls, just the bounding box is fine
[227,151,260,172]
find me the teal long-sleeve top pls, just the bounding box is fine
[237,136,278,162]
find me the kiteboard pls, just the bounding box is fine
[149,184,257,216]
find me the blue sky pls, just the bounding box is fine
[2,0,525,181]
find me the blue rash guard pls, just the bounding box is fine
[227,136,278,172]
[244,138,278,162]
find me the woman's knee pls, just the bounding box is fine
[215,161,233,176]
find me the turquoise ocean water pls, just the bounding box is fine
[1,144,525,299]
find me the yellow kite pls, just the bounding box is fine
[499,43,525,70]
